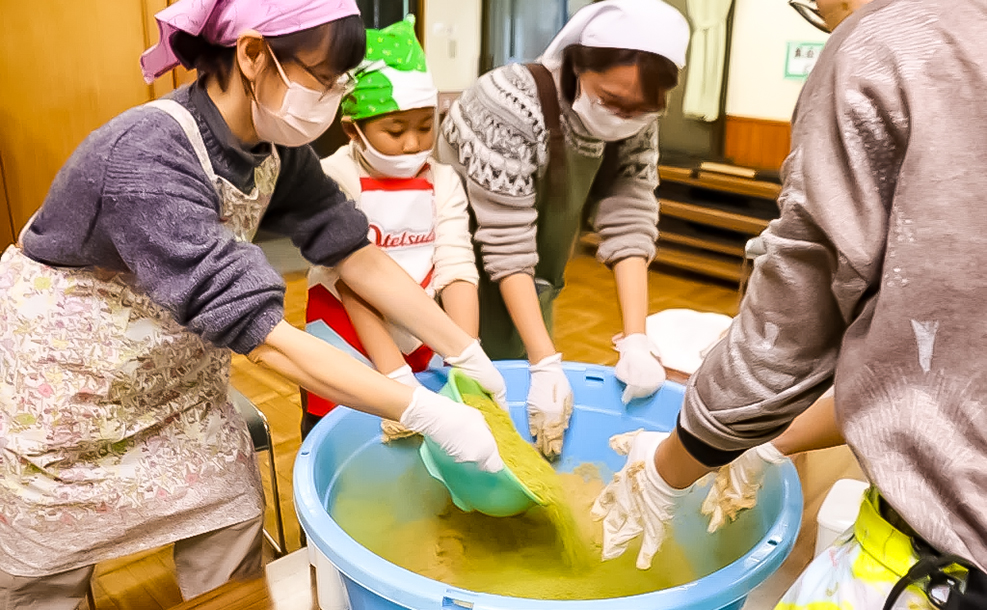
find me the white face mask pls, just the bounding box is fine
[354,124,431,179]
[571,92,657,142]
[251,50,341,147]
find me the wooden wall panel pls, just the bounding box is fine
[0,160,14,249]
[0,0,165,236]
[723,115,792,172]
[146,0,177,99]
[174,67,199,87]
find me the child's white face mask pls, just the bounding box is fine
[251,49,342,147]
[572,92,657,142]
[354,124,431,179]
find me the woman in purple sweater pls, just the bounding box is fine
[0,1,506,607]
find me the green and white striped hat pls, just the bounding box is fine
[342,15,437,121]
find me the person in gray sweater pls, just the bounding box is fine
[438,0,691,458]
[594,0,987,607]
[0,1,506,608]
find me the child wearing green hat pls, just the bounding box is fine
[302,16,480,436]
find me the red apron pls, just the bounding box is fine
[305,175,437,416]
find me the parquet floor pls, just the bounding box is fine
[87,253,862,609]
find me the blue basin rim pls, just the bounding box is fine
[294,360,803,610]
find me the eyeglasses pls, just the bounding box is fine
[591,96,664,119]
[788,0,831,33]
[267,44,357,101]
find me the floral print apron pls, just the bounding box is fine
[0,99,279,577]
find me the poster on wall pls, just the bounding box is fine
[785,41,825,80]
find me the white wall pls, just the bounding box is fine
[420,0,826,118]
[423,0,482,91]
[724,0,829,121]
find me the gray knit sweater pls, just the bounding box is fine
[21,84,370,354]
[438,63,660,282]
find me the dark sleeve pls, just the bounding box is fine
[101,119,286,355]
[260,144,371,266]
[676,35,908,467]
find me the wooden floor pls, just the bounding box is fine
[89,253,863,609]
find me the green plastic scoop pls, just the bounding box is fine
[419,369,545,517]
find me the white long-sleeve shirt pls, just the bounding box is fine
[308,142,479,295]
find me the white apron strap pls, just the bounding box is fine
[145,99,220,186]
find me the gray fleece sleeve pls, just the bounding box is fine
[436,65,547,282]
[591,121,660,266]
[676,38,907,466]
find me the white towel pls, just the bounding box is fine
[645,309,733,375]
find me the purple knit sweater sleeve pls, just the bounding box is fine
[22,83,373,353]
[22,107,283,354]
[108,118,288,353]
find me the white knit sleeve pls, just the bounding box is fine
[429,162,479,293]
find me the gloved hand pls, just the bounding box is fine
[399,387,504,473]
[613,333,666,404]
[701,442,786,533]
[591,429,690,569]
[379,365,423,442]
[445,340,508,409]
[527,353,574,459]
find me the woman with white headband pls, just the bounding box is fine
[0,1,506,607]
[439,0,690,458]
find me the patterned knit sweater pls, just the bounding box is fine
[437,63,661,282]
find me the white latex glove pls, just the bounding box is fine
[527,353,574,459]
[399,387,504,473]
[385,364,423,388]
[445,340,508,409]
[379,365,423,442]
[591,429,690,569]
[701,443,786,533]
[613,333,666,404]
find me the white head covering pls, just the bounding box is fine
[539,0,690,73]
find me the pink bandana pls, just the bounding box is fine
[141,0,360,83]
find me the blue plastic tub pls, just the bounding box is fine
[295,361,802,610]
